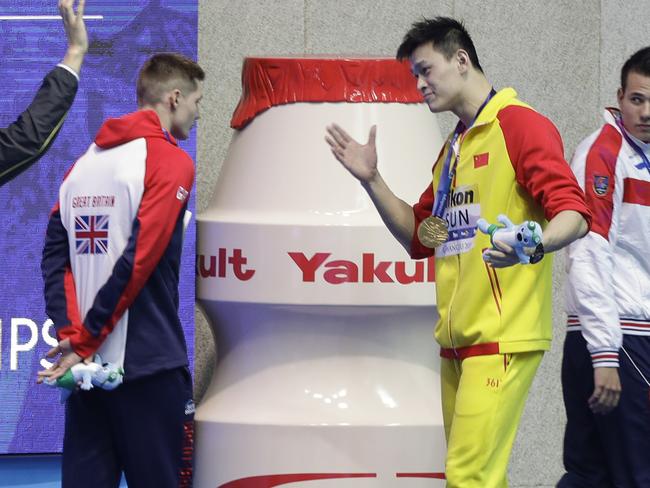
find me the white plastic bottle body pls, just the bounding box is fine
[196,78,446,487]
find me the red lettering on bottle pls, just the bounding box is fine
[288,252,330,282]
[197,254,216,278]
[427,256,435,282]
[323,260,359,284]
[394,260,424,284]
[218,247,227,278]
[287,252,435,284]
[198,250,435,286]
[197,248,256,281]
[362,253,394,283]
[228,248,256,281]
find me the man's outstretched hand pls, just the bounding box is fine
[325,124,378,184]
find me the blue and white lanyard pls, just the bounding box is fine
[432,88,497,218]
[614,115,650,176]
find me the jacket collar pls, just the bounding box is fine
[474,87,518,125]
[452,87,518,135]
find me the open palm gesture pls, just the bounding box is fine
[59,0,88,54]
[325,124,378,183]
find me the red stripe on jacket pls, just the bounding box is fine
[44,186,84,343]
[582,124,622,240]
[623,178,650,206]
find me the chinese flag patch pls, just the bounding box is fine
[474,152,489,168]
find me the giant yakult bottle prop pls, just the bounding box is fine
[196,58,446,487]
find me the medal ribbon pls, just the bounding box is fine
[613,114,650,177]
[431,88,497,219]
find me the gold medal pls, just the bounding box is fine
[417,216,449,248]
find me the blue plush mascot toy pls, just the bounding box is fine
[477,214,543,264]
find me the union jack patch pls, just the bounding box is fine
[75,215,109,254]
[593,175,609,196]
[176,186,189,202]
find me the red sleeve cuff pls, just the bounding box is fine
[591,350,619,368]
[56,323,102,359]
[56,324,77,342]
[68,326,104,358]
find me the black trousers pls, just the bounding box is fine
[62,366,194,488]
[558,332,650,488]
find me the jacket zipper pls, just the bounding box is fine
[444,122,486,356]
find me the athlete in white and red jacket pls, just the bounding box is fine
[559,46,650,488]
[565,106,650,369]
[42,108,195,379]
[39,53,204,488]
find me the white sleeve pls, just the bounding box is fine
[566,134,622,368]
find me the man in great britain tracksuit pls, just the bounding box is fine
[38,53,204,488]
[559,47,650,488]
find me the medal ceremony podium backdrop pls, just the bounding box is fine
[195,57,446,487]
[0,1,197,486]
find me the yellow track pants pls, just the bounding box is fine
[441,351,544,488]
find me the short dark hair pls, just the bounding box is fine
[396,17,483,73]
[621,46,650,91]
[137,53,205,106]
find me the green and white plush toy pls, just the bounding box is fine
[477,214,543,264]
[45,354,124,402]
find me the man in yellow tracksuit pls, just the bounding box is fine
[326,16,591,487]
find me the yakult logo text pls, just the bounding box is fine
[289,252,434,284]
[197,249,435,284]
[197,248,256,281]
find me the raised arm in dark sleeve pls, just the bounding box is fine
[0,66,79,186]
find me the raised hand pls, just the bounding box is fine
[59,0,88,74]
[325,124,378,183]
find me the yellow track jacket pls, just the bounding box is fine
[411,88,591,354]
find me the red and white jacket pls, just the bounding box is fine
[565,108,650,368]
[42,110,194,381]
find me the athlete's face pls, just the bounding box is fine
[170,80,203,140]
[410,42,463,114]
[618,72,650,143]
